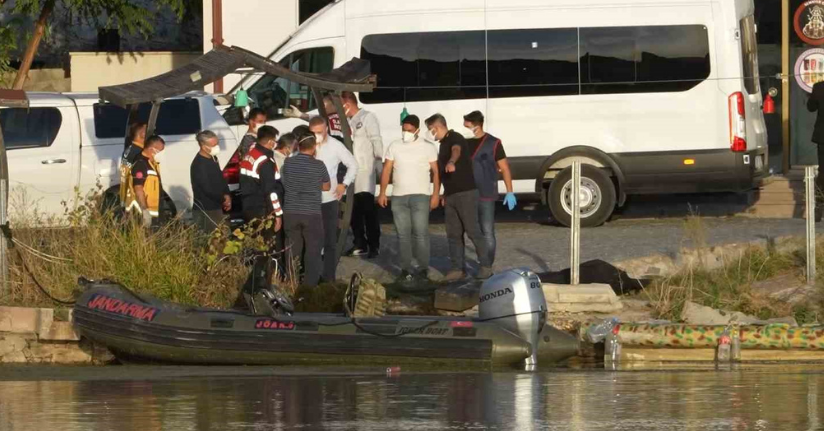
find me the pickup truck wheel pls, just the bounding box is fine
[547,164,616,228]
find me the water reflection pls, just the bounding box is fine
[1,367,824,430]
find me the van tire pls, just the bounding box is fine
[547,164,616,227]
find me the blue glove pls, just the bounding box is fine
[503,192,517,211]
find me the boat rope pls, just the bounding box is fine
[0,223,76,305]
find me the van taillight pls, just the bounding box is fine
[728,92,747,152]
[223,151,241,187]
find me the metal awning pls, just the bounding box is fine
[99,45,375,108]
[0,89,29,108]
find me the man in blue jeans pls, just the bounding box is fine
[377,115,440,281]
[463,111,517,265]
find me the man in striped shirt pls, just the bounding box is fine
[239,125,284,240]
[282,134,331,287]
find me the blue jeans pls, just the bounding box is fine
[478,199,496,265]
[391,194,431,272]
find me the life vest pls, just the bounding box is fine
[124,157,161,217]
[119,142,144,205]
[239,145,283,216]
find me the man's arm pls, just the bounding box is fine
[377,159,394,208]
[134,186,148,210]
[429,161,441,210]
[498,159,514,193]
[259,160,284,217]
[321,163,331,191]
[365,112,384,160]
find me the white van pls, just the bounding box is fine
[0,92,238,221]
[228,0,767,226]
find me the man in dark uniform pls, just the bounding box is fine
[808,82,824,222]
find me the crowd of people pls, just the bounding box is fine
[118,91,518,287]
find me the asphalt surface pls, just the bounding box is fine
[338,201,809,283]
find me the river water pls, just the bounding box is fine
[1,365,823,430]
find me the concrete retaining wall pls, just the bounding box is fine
[0,306,112,365]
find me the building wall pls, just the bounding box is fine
[69,52,202,92]
[203,0,299,93]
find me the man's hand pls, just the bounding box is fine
[141,209,153,228]
[377,194,389,208]
[274,217,283,233]
[222,194,232,212]
[283,104,304,119]
[335,184,346,200]
[430,194,440,210]
[440,195,446,207]
[445,161,456,173]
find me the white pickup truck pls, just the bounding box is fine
[0,92,239,221]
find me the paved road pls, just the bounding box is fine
[338,203,810,283]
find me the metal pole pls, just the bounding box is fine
[0,122,8,295]
[570,161,581,285]
[806,165,817,285]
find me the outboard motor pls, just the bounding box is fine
[478,268,547,370]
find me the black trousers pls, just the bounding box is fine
[284,213,324,287]
[350,192,380,251]
[818,145,824,209]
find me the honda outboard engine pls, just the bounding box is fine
[478,268,547,370]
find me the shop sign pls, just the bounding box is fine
[795,0,824,45]
[794,48,824,92]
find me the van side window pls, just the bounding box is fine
[487,28,579,98]
[0,107,62,150]
[93,99,202,139]
[246,47,334,120]
[739,16,760,95]
[580,25,711,94]
[361,31,486,104]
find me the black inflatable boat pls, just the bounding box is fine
[72,269,579,368]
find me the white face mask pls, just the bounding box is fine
[314,133,325,143]
[344,106,352,117]
[209,145,220,157]
[426,129,439,142]
[402,130,417,143]
[153,150,165,164]
[464,126,478,139]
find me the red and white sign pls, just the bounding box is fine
[795,0,824,45]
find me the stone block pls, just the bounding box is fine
[0,307,54,334]
[38,321,80,341]
[543,283,623,313]
[0,333,34,357]
[434,281,481,312]
[26,343,93,365]
[1,351,27,364]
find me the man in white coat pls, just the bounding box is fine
[341,91,384,259]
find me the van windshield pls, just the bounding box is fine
[740,15,760,95]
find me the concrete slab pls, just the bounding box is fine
[38,321,80,341]
[434,281,481,312]
[0,307,54,335]
[543,283,623,313]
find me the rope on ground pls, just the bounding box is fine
[1,222,76,305]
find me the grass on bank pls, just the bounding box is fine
[643,214,824,324]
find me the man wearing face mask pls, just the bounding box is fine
[274,133,297,172]
[341,91,383,259]
[308,116,358,282]
[190,130,231,234]
[239,108,268,158]
[126,135,166,228]
[425,113,493,281]
[119,122,147,208]
[463,111,516,266]
[377,115,440,282]
[239,126,284,237]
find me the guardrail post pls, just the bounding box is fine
[570,161,581,285]
[806,165,817,285]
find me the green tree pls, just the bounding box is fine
[2,0,198,89]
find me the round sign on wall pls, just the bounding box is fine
[795,0,824,45]
[795,48,824,92]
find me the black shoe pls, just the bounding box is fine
[345,247,368,257]
[367,249,380,259]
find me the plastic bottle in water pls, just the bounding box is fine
[730,325,741,362]
[716,328,732,362]
[605,332,621,367]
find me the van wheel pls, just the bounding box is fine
[547,164,616,227]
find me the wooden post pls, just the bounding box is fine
[782,0,791,174]
[0,121,8,294]
[330,93,356,268]
[806,165,817,285]
[570,161,581,285]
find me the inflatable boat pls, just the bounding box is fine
[72,269,579,368]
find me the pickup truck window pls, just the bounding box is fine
[0,107,62,150]
[94,99,202,139]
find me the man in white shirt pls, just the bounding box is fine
[308,116,359,282]
[377,115,440,281]
[341,91,383,259]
